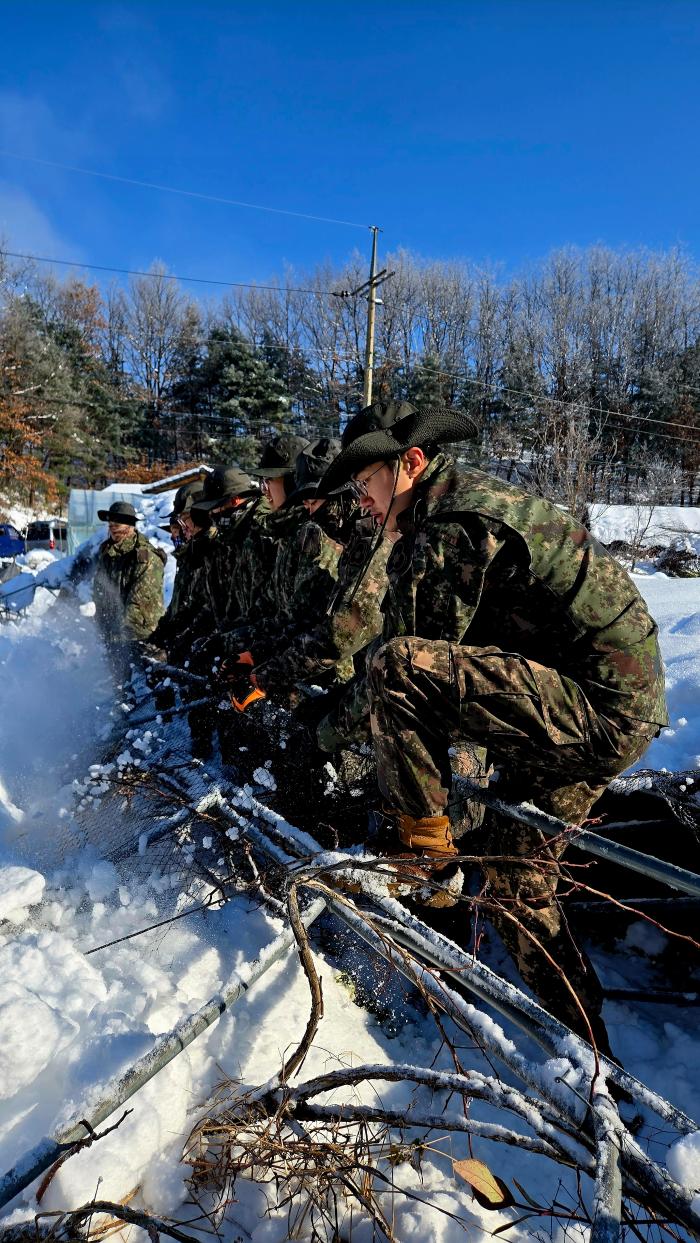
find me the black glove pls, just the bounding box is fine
[293,691,338,732]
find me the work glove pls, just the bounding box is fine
[220,651,267,713]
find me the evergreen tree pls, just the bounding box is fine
[173,326,291,467]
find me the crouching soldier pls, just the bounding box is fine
[315,399,668,1052]
[93,501,165,681]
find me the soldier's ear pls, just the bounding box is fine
[402,447,427,479]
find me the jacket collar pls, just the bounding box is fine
[104,530,138,557]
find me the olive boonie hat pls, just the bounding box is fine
[194,464,258,512]
[316,400,478,498]
[163,479,204,523]
[97,500,138,525]
[248,433,310,479]
[288,437,341,502]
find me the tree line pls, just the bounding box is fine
[1,242,700,516]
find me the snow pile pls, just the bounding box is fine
[667,1130,700,1209]
[635,575,700,771]
[0,866,44,922]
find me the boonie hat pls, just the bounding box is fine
[97,501,138,525]
[288,437,341,502]
[316,400,477,498]
[194,464,258,512]
[248,433,310,479]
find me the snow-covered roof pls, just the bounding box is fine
[141,465,213,495]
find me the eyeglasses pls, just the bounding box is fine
[346,462,386,501]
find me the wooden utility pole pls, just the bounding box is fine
[362,226,379,408]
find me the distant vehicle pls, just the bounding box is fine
[0,524,25,558]
[24,520,68,553]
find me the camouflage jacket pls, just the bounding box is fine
[151,527,219,655]
[253,515,390,694]
[230,501,308,624]
[93,530,165,643]
[200,495,269,629]
[150,542,187,649]
[376,454,667,727]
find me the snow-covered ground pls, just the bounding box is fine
[0,512,699,1240]
[589,503,700,548]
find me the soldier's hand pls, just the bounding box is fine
[219,655,266,713]
[139,640,167,663]
[316,712,347,755]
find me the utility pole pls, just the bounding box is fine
[362,226,379,408]
[333,229,392,410]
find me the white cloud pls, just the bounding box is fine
[0,90,91,162]
[0,181,85,261]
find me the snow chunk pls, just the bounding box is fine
[623,921,667,956]
[86,861,119,901]
[0,866,45,921]
[667,1130,700,1193]
[0,983,77,1099]
[253,766,277,791]
[0,930,107,1021]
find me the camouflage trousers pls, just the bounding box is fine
[368,637,658,1041]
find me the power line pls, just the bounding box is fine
[1,249,345,298]
[392,357,700,440]
[0,150,370,230]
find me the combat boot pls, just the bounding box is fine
[379,812,465,909]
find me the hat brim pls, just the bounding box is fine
[316,409,477,499]
[97,510,138,524]
[248,464,294,479]
[194,489,258,512]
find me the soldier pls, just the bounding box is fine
[222,438,391,724]
[314,399,668,1051]
[231,433,310,621]
[190,463,266,639]
[223,438,347,674]
[93,501,165,679]
[150,482,206,656]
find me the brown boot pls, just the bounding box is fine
[382,813,464,910]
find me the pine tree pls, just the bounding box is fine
[173,326,291,467]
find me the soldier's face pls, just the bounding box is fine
[303,498,325,515]
[180,513,196,541]
[353,450,428,530]
[108,521,132,543]
[262,477,287,511]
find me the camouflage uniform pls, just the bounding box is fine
[93,530,165,644]
[93,529,165,682]
[163,526,221,660]
[365,454,667,1037]
[149,542,189,653]
[200,496,269,630]
[227,502,308,626]
[254,515,391,701]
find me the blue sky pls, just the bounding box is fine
[1,1,699,295]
